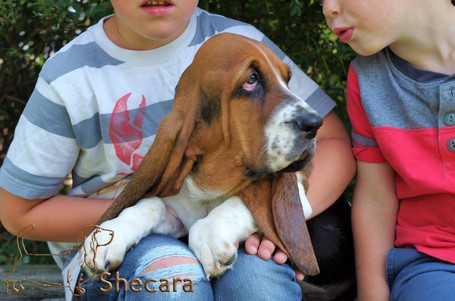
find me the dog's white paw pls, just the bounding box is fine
[188,218,239,279]
[80,220,129,274]
[79,197,170,275]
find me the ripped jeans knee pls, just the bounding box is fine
[80,234,213,301]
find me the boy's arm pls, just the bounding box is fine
[306,110,355,217]
[352,160,398,301]
[0,188,112,242]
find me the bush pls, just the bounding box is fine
[0,0,112,162]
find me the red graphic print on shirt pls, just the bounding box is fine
[109,93,146,171]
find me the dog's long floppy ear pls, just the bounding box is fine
[98,67,201,223]
[239,173,320,276]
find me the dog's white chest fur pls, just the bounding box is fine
[163,177,226,231]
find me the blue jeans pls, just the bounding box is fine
[79,234,301,301]
[387,247,455,301]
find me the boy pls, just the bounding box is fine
[322,0,455,300]
[0,1,355,300]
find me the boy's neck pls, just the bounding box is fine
[389,45,455,75]
[388,3,455,75]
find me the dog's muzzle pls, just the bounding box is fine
[265,103,322,173]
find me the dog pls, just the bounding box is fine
[81,33,356,300]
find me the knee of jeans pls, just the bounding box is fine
[133,244,208,284]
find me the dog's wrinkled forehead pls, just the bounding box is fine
[190,33,294,124]
[192,33,290,87]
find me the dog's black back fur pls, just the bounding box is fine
[300,196,357,301]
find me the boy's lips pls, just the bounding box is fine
[140,0,174,16]
[332,27,354,43]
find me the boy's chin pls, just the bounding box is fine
[348,40,386,57]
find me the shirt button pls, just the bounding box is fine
[444,113,455,125]
[448,139,455,151]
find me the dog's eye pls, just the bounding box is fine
[242,73,259,91]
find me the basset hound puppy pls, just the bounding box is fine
[81,33,356,300]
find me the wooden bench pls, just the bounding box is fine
[0,264,65,301]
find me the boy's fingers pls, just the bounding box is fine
[245,233,305,281]
[244,233,262,254]
[245,234,276,260]
[295,270,305,281]
[272,250,288,264]
[257,237,276,260]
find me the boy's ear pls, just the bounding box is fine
[239,173,319,276]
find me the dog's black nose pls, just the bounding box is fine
[295,111,323,138]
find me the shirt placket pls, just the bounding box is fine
[439,83,455,171]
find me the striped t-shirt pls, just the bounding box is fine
[348,48,455,263]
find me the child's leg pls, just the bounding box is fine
[80,234,213,301]
[212,247,302,301]
[387,247,455,301]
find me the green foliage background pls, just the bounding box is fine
[0,0,354,265]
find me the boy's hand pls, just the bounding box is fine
[245,233,305,281]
